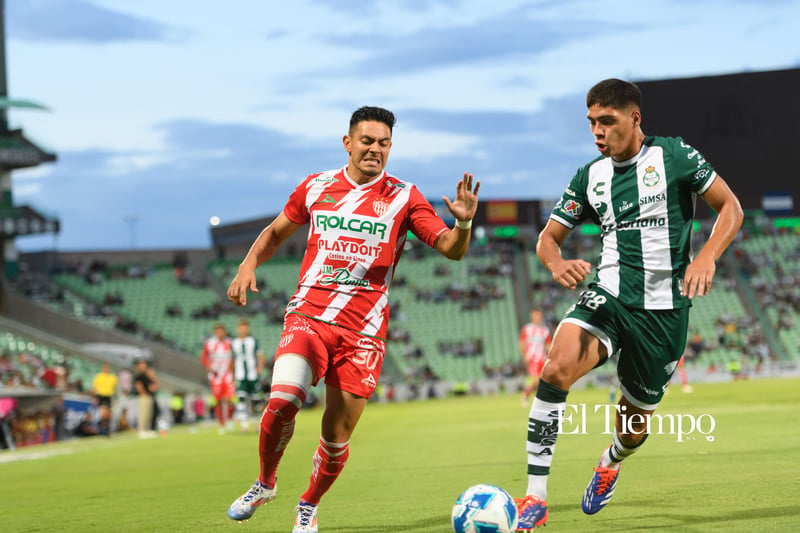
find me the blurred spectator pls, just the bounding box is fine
[40,365,58,390]
[165,302,183,317]
[0,396,18,450]
[51,397,66,442]
[118,407,131,432]
[687,331,705,358]
[193,393,207,421]
[134,360,158,439]
[91,363,118,436]
[170,391,185,425]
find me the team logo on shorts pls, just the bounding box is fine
[642,166,661,187]
[357,337,384,351]
[372,197,391,217]
[279,334,294,348]
[361,373,377,389]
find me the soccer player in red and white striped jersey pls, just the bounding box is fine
[201,323,234,433]
[519,308,552,406]
[225,106,480,532]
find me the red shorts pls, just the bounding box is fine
[276,314,386,399]
[526,357,545,377]
[210,373,235,401]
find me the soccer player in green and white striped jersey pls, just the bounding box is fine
[515,79,743,529]
[232,318,265,432]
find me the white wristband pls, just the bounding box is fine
[455,218,472,230]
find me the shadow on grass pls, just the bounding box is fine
[647,505,800,527]
[582,500,800,530]
[324,515,450,532]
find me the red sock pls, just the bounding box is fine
[216,402,226,426]
[300,437,350,505]
[257,383,306,487]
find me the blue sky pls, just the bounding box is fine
[7,0,800,251]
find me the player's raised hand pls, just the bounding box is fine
[551,258,592,290]
[227,268,259,307]
[442,172,480,222]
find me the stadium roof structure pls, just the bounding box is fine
[0,127,56,170]
[0,204,59,237]
[0,96,49,111]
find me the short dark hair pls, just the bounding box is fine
[349,106,395,133]
[586,79,641,110]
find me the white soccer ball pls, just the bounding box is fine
[451,484,518,533]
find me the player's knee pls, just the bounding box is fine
[321,419,356,443]
[263,383,307,420]
[540,358,577,390]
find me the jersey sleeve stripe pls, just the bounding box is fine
[549,214,575,229]
[696,171,717,195]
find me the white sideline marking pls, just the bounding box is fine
[0,447,74,464]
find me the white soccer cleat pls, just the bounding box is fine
[226,480,277,521]
[293,502,318,533]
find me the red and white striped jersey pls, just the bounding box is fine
[282,167,449,340]
[201,336,233,380]
[520,323,551,362]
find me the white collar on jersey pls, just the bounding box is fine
[342,166,387,188]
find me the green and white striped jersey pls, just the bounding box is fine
[550,136,716,310]
[231,336,261,381]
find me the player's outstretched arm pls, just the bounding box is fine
[683,176,743,299]
[536,219,591,290]
[227,212,303,307]
[434,172,480,260]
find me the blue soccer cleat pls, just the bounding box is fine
[582,448,620,515]
[227,480,277,521]
[514,495,548,529]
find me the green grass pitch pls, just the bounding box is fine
[2,377,800,532]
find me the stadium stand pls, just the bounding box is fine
[7,226,798,398]
[734,229,800,362]
[0,329,100,392]
[385,241,519,383]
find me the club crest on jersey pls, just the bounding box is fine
[372,197,391,217]
[642,166,661,187]
[278,334,294,348]
[563,199,582,216]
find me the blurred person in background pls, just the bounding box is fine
[91,363,118,436]
[201,323,235,434]
[0,396,17,450]
[231,318,265,432]
[134,359,157,439]
[519,308,552,407]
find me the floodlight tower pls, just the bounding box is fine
[0,0,59,279]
